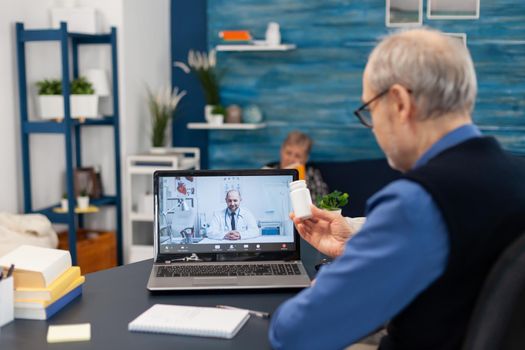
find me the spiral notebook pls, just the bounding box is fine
[128,304,250,339]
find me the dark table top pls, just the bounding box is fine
[0,243,322,350]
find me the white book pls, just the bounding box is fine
[128,304,250,339]
[0,245,72,288]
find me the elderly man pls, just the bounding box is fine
[269,28,525,350]
[207,189,259,240]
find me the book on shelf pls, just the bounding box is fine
[14,266,81,301]
[15,275,85,308]
[128,304,250,339]
[14,284,83,320]
[0,245,71,289]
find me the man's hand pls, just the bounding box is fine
[291,205,354,258]
[223,231,241,240]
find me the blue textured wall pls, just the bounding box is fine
[206,0,525,169]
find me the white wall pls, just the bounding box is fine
[0,0,171,241]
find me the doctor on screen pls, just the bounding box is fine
[207,189,260,240]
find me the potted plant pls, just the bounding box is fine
[36,76,98,120]
[209,105,225,125]
[147,85,186,153]
[174,50,221,122]
[316,190,349,214]
[77,189,90,210]
[36,79,62,119]
[70,76,98,120]
[61,193,69,211]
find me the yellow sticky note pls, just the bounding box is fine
[47,323,91,343]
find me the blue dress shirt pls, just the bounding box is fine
[269,125,482,350]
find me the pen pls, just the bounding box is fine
[216,305,271,319]
[7,264,15,278]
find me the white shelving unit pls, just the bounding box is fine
[124,148,200,263]
[187,122,266,130]
[216,43,296,52]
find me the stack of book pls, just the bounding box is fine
[0,245,84,320]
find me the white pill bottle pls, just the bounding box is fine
[289,180,313,220]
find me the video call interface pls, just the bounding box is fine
[157,174,296,254]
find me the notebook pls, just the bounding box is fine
[147,169,311,290]
[128,304,250,339]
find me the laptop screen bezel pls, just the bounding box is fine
[153,168,301,262]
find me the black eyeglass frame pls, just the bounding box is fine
[353,89,390,128]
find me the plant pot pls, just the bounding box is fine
[150,147,168,154]
[204,105,216,123]
[71,95,99,118]
[61,198,69,211]
[77,196,90,210]
[327,209,342,215]
[209,114,224,125]
[37,95,99,120]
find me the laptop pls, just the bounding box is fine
[147,169,311,290]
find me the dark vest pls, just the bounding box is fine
[379,137,525,350]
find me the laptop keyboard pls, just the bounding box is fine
[156,264,301,277]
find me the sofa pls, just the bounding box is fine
[311,158,402,218]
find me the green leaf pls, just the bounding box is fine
[316,190,350,210]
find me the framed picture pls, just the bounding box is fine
[428,0,480,20]
[386,0,423,28]
[74,167,103,199]
[444,33,467,46]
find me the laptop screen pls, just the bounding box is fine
[154,169,298,258]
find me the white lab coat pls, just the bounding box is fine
[207,207,259,240]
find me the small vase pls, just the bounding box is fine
[77,196,90,210]
[61,198,69,211]
[150,147,168,154]
[209,114,224,125]
[205,105,216,123]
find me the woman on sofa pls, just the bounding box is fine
[264,131,329,203]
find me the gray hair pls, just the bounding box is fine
[225,189,241,199]
[367,28,477,120]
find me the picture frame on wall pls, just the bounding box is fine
[386,0,423,28]
[427,0,480,20]
[444,32,467,46]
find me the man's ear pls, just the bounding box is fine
[389,84,413,125]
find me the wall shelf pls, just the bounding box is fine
[216,43,296,52]
[187,122,266,130]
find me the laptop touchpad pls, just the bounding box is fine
[192,277,239,286]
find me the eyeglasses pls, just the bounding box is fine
[353,89,390,128]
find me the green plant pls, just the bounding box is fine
[36,77,95,95]
[211,105,225,116]
[62,192,68,199]
[147,86,187,148]
[71,76,95,94]
[36,79,62,95]
[174,50,221,105]
[317,190,349,211]
[79,189,89,197]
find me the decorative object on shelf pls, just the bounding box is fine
[147,85,186,152]
[265,22,281,45]
[209,105,225,125]
[77,189,90,210]
[242,104,263,124]
[174,50,221,122]
[50,3,102,34]
[61,193,69,212]
[83,69,110,97]
[219,30,252,42]
[36,77,98,120]
[73,167,100,198]
[316,190,349,214]
[225,104,242,123]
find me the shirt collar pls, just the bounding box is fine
[414,124,482,169]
